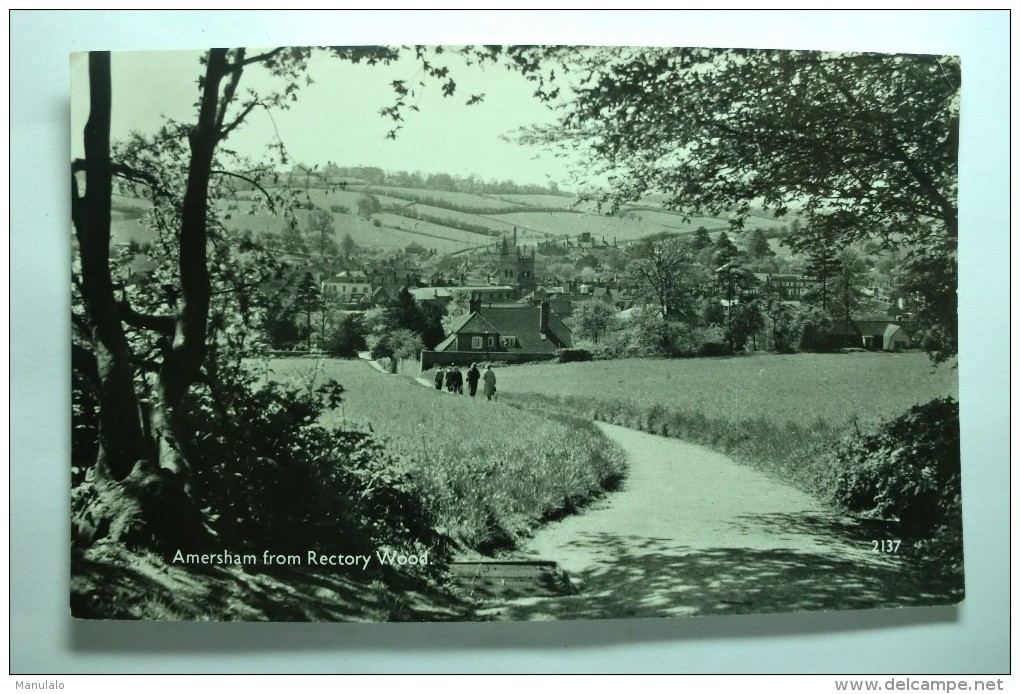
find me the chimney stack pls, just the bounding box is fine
[539,299,550,335]
[469,293,482,314]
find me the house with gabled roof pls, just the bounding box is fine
[827,315,914,351]
[432,296,572,357]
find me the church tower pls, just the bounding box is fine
[495,227,537,292]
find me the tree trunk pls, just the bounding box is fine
[152,48,226,475]
[72,52,151,481]
[70,50,229,551]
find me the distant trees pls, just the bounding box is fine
[294,272,322,350]
[626,236,703,323]
[713,231,739,267]
[728,300,766,351]
[523,47,959,362]
[372,286,444,357]
[832,249,869,344]
[357,192,381,217]
[692,226,712,251]
[746,229,773,260]
[895,238,957,363]
[305,208,338,256]
[441,292,473,334]
[385,286,428,336]
[341,232,357,260]
[325,314,368,357]
[281,222,307,254]
[370,329,424,361]
[571,300,618,345]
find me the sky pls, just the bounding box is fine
[71,47,580,189]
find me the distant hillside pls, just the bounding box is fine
[106,181,795,258]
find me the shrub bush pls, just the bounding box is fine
[325,314,367,357]
[185,375,447,562]
[371,329,423,361]
[698,341,731,357]
[827,397,961,570]
[556,348,594,363]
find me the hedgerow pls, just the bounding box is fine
[827,397,962,572]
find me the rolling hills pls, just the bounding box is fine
[105,180,795,257]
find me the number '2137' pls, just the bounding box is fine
[872,540,901,553]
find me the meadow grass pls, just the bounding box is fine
[373,213,493,246]
[372,186,530,212]
[389,203,524,235]
[266,358,626,552]
[496,211,710,244]
[495,352,958,500]
[218,207,474,253]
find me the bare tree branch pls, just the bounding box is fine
[220,99,261,141]
[210,169,276,212]
[232,47,287,69]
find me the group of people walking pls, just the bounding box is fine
[434,363,497,400]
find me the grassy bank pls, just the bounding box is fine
[267,358,627,552]
[495,352,957,500]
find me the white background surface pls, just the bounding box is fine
[9,9,1009,673]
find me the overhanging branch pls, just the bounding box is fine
[210,169,276,212]
[117,287,175,335]
[220,100,261,141]
[233,47,287,70]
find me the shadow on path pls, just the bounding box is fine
[486,533,961,621]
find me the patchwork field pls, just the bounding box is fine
[265,358,626,551]
[372,213,493,247]
[108,187,793,257]
[387,203,535,236]
[371,186,529,212]
[494,193,586,210]
[496,210,701,243]
[215,208,477,253]
[111,218,155,245]
[615,208,726,230]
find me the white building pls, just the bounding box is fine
[321,270,373,302]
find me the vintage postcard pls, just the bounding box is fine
[70,45,962,621]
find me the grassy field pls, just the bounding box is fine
[496,210,710,244]
[495,352,958,499]
[266,358,626,552]
[371,186,530,212]
[388,203,533,236]
[496,193,584,209]
[615,208,725,231]
[217,208,476,253]
[373,213,493,247]
[111,218,155,245]
[248,187,411,212]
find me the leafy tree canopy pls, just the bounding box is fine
[520,46,959,361]
[525,47,959,251]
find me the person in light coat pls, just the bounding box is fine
[482,364,497,401]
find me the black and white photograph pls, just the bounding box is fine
[70,43,964,623]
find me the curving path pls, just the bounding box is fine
[481,422,958,620]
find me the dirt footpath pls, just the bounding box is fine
[482,422,957,620]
